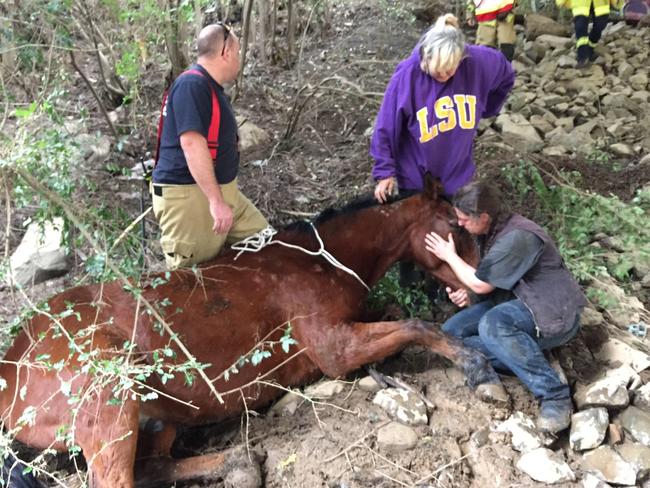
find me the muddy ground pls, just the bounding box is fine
[2,0,650,486]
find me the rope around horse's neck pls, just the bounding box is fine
[230,223,371,291]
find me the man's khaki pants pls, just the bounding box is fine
[152,179,268,269]
[476,14,517,47]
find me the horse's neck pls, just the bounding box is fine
[314,204,410,286]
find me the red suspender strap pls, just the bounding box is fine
[154,91,169,165]
[154,69,221,166]
[206,87,220,160]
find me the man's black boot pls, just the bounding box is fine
[500,43,515,62]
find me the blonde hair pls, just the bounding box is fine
[418,14,465,77]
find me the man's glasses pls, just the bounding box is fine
[217,22,231,56]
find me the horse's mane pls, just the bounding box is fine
[283,193,410,234]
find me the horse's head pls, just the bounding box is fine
[405,176,478,290]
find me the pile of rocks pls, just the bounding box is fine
[481,14,650,159]
[502,359,650,485]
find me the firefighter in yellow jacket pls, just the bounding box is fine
[556,0,624,67]
[467,0,517,61]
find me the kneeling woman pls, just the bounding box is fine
[425,180,586,433]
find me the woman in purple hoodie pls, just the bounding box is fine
[371,13,515,202]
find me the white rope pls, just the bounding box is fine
[230,226,278,257]
[230,223,370,290]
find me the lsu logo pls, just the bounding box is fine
[416,95,477,143]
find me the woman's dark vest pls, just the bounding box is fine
[492,214,587,337]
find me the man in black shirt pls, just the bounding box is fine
[425,180,586,434]
[152,23,268,269]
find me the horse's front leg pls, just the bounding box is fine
[75,390,140,488]
[296,318,502,394]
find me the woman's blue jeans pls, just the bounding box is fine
[441,299,579,402]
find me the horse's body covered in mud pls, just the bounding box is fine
[0,180,497,487]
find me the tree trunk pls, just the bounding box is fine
[236,0,255,97]
[258,0,269,63]
[287,0,295,62]
[271,0,278,61]
[161,0,191,81]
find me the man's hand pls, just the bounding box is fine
[424,232,458,262]
[374,177,396,204]
[209,199,234,234]
[446,286,470,307]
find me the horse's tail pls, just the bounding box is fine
[2,454,44,488]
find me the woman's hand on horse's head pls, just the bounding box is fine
[424,231,457,262]
[446,286,470,307]
[374,177,396,204]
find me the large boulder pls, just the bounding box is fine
[495,113,544,152]
[525,13,571,41]
[9,217,70,287]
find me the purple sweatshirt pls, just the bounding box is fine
[370,44,515,195]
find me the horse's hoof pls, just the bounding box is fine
[475,383,509,407]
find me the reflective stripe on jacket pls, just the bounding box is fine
[472,0,515,22]
[556,0,615,15]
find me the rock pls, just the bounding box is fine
[581,307,604,326]
[443,367,465,385]
[633,383,650,413]
[570,408,609,451]
[616,442,650,478]
[573,376,630,410]
[608,423,625,445]
[270,390,303,416]
[542,145,569,156]
[236,117,271,153]
[618,61,635,79]
[357,375,382,393]
[631,252,650,279]
[555,116,575,130]
[305,380,346,399]
[525,13,571,41]
[9,217,70,287]
[497,412,552,452]
[88,135,112,164]
[529,114,555,135]
[372,388,428,425]
[629,72,649,91]
[619,406,650,446]
[469,426,491,449]
[224,463,262,488]
[507,92,536,112]
[610,143,635,157]
[643,273,650,288]
[547,120,599,155]
[516,448,575,483]
[564,64,607,93]
[582,445,638,485]
[557,55,575,68]
[606,120,629,138]
[631,90,650,103]
[582,472,613,487]
[376,421,418,451]
[534,34,573,51]
[589,277,644,328]
[524,42,547,63]
[495,113,544,152]
[595,338,650,373]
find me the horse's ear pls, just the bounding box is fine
[423,173,443,201]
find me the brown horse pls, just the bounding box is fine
[0,178,498,487]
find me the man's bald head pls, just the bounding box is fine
[197,24,229,58]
